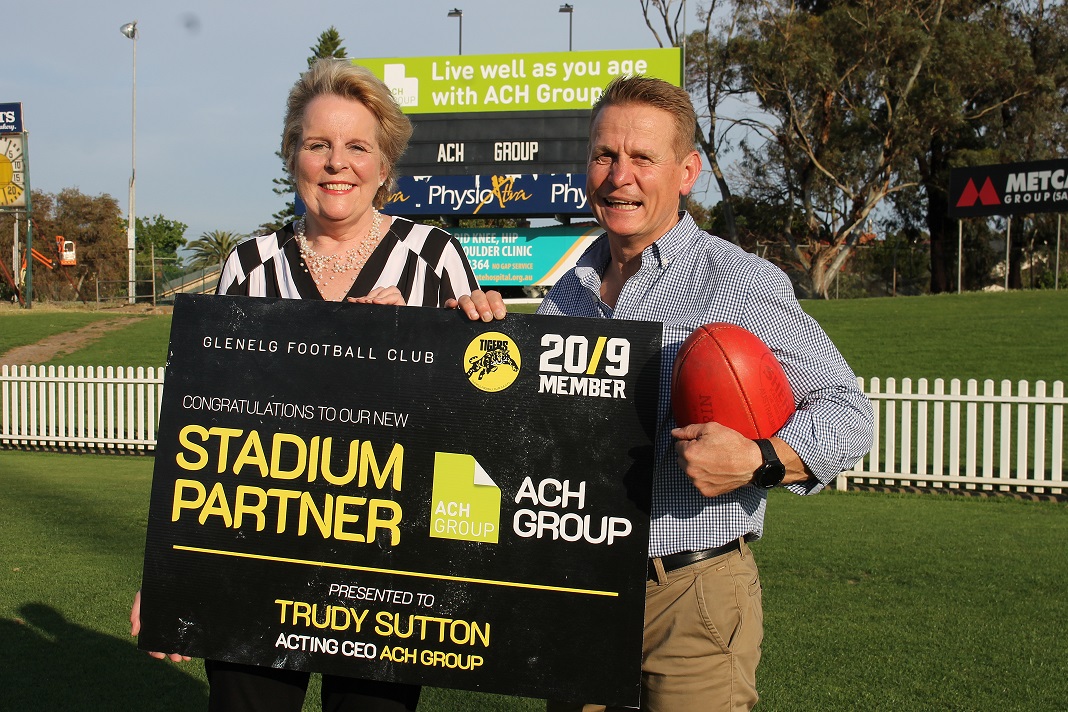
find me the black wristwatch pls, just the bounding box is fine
[752,438,786,489]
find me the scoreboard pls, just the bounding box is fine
[397,110,590,177]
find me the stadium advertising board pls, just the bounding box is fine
[354,49,682,179]
[356,48,681,114]
[383,173,590,218]
[395,110,590,176]
[948,158,1068,218]
[453,225,603,287]
[0,103,23,134]
[138,295,661,706]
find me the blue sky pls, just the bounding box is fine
[7,1,708,248]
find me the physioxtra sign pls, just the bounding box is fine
[138,295,661,706]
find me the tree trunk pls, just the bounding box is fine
[1009,235,1024,289]
[808,244,841,298]
[707,152,739,245]
[926,187,951,294]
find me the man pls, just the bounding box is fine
[538,75,874,711]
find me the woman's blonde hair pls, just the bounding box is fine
[281,59,412,208]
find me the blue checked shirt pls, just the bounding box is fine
[537,213,874,557]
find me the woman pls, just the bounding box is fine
[131,59,505,711]
[215,59,504,318]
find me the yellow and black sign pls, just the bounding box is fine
[139,294,661,707]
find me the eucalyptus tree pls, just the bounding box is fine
[731,0,949,297]
[901,0,1068,292]
[642,0,749,244]
[651,0,1067,296]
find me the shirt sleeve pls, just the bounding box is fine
[739,264,874,492]
[437,236,480,303]
[215,249,246,296]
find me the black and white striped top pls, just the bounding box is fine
[216,217,479,306]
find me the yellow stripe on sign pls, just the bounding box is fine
[586,336,606,375]
[172,544,619,597]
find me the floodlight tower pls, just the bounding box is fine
[120,20,138,304]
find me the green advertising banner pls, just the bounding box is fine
[354,48,682,114]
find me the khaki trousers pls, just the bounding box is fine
[548,541,763,712]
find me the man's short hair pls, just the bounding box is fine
[591,75,699,161]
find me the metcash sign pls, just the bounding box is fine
[948,158,1068,218]
[354,48,682,114]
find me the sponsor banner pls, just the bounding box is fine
[948,159,1068,218]
[354,48,682,114]
[384,173,590,217]
[0,103,22,134]
[454,226,602,286]
[139,294,661,707]
[399,111,591,177]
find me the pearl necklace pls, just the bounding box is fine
[295,212,386,298]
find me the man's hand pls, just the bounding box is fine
[672,422,762,498]
[674,424,812,497]
[447,289,507,322]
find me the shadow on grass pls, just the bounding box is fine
[0,603,207,710]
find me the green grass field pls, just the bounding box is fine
[43,315,173,369]
[0,307,120,355]
[2,291,1066,710]
[3,291,1067,384]
[801,290,1068,383]
[1,450,1065,710]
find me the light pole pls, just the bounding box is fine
[448,8,463,55]
[120,21,138,304]
[559,4,574,51]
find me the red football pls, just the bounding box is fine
[671,323,795,438]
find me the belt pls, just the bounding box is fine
[649,539,741,579]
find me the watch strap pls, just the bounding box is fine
[754,438,778,464]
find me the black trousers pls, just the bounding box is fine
[205,660,420,712]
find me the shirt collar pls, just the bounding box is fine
[577,211,697,274]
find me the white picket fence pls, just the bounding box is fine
[1,366,1065,493]
[844,377,1065,494]
[1,365,165,452]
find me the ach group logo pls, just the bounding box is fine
[956,176,1001,208]
[429,453,501,544]
[383,64,419,107]
[463,331,521,392]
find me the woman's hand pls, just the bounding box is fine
[130,589,191,662]
[347,286,406,306]
[447,290,507,322]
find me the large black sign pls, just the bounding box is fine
[0,102,23,134]
[139,295,661,707]
[948,158,1068,218]
[399,111,590,176]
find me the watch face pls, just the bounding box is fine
[0,136,26,207]
[755,463,786,488]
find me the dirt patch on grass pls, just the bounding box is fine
[0,317,146,366]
